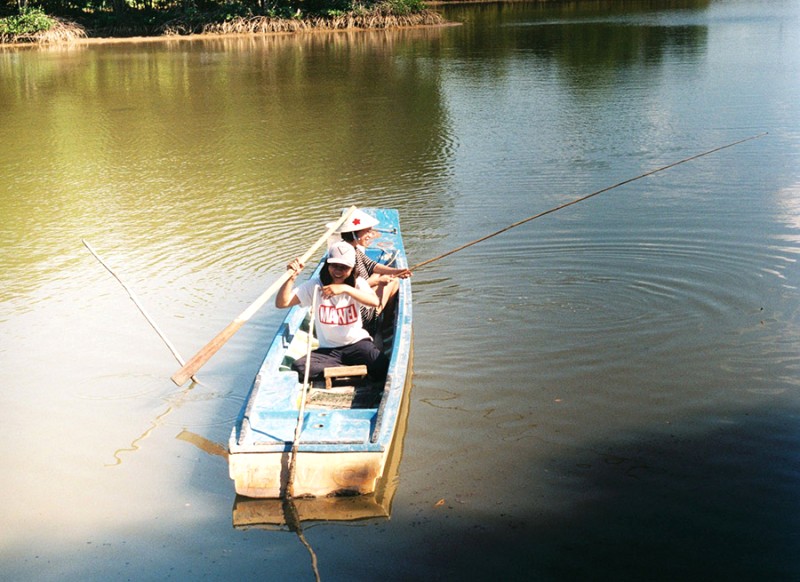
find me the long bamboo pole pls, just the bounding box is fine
[409,133,768,272]
[286,286,318,500]
[83,239,200,384]
[171,206,357,386]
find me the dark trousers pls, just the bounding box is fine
[292,338,389,380]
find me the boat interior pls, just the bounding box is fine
[277,297,397,411]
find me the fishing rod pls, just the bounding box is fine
[408,132,768,272]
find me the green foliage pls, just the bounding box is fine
[179,2,253,22]
[0,0,432,41]
[0,7,56,35]
[378,0,424,16]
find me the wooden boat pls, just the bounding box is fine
[228,208,412,498]
[231,351,412,527]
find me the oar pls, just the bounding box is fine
[408,133,768,272]
[82,239,200,384]
[171,206,357,386]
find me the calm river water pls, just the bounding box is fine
[2,0,799,579]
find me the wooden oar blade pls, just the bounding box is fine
[171,318,246,386]
[170,206,357,386]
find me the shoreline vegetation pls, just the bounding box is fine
[0,0,447,46]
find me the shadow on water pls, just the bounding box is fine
[390,406,800,581]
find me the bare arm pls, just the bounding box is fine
[369,263,411,287]
[322,281,380,308]
[275,258,304,308]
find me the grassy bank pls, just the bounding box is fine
[0,1,445,45]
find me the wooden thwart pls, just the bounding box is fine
[324,365,368,389]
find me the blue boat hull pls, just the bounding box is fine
[228,208,412,498]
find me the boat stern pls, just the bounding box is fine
[228,449,385,498]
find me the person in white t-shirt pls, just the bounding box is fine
[275,240,389,381]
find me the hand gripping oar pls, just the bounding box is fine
[408,133,768,272]
[171,206,357,386]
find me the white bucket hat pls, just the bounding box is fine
[326,241,356,267]
[328,208,379,233]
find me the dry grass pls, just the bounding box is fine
[1,9,445,45]
[163,10,444,36]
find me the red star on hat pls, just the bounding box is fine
[352,218,361,226]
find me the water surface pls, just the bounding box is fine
[1,1,799,579]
